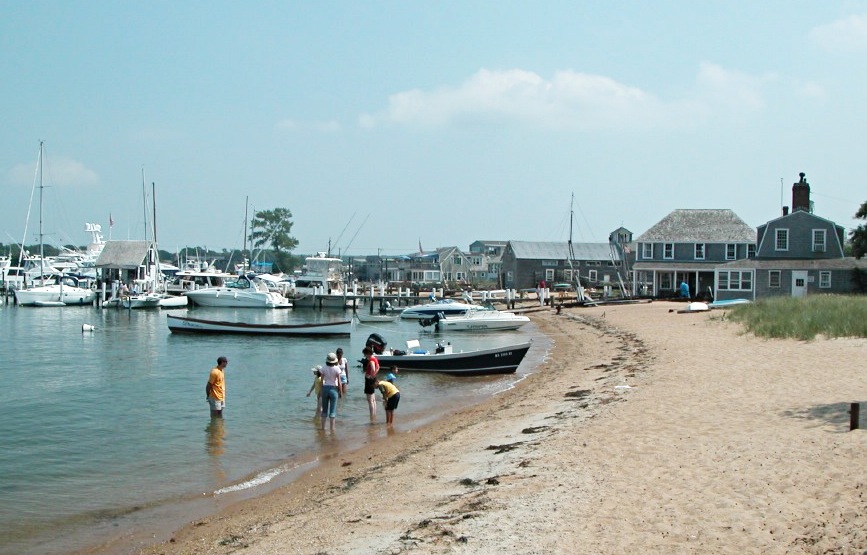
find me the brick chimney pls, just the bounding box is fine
[792,172,811,212]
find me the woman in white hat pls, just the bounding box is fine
[319,353,342,431]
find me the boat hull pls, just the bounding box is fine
[166,315,351,336]
[376,341,531,376]
[15,285,96,306]
[185,288,291,308]
[399,300,479,319]
[433,311,530,332]
[290,293,361,309]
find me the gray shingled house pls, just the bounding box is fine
[714,174,867,300]
[501,240,628,293]
[94,240,156,285]
[632,209,756,299]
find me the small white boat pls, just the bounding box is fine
[399,299,481,320]
[355,312,398,323]
[15,276,97,306]
[677,301,710,314]
[709,298,751,309]
[157,294,188,308]
[426,309,530,332]
[185,275,292,308]
[167,314,350,336]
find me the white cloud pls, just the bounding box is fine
[694,62,768,112]
[799,81,827,99]
[810,13,867,53]
[6,156,99,188]
[361,65,768,131]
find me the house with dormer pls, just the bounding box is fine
[714,173,867,300]
[631,209,756,299]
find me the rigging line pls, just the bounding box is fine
[332,212,357,252]
[343,213,370,254]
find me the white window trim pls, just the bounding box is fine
[726,243,736,260]
[812,229,827,253]
[819,271,831,288]
[642,243,653,259]
[775,229,789,251]
[718,270,753,291]
[769,270,781,288]
[663,243,674,259]
[694,243,705,260]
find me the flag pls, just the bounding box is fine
[109,213,114,227]
[418,239,424,255]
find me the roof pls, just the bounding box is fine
[509,241,619,261]
[637,209,755,243]
[95,241,152,269]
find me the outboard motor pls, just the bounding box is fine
[365,333,387,354]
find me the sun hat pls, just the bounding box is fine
[312,365,322,374]
[385,372,397,382]
[326,352,338,364]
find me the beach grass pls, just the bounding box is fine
[725,294,867,340]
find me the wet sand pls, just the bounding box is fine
[120,301,867,554]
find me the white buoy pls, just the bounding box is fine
[82,324,95,332]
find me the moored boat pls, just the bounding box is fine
[369,335,531,376]
[423,308,530,332]
[184,275,291,308]
[398,298,481,320]
[166,314,351,336]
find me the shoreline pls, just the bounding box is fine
[97,301,867,554]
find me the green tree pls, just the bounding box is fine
[250,208,299,272]
[851,201,867,259]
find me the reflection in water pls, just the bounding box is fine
[205,417,226,483]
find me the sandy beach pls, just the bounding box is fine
[126,301,867,555]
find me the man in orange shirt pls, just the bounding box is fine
[206,356,228,418]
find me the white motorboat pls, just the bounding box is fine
[288,253,360,309]
[104,292,162,309]
[15,275,97,306]
[424,309,530,332]
[399,298,481,320]
[185,275,292,308]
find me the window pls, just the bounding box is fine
[769,270,781,288]
[455,272,466,281]
[812,230,826,252]
[663,243,674,259]
[726,244,736,260]
[718,270,753,291]
[819,271,831,288]
[642,243,653,259]
[748,244,756,258]
[694,243,705,260]
[453,255,462,264]
[471,256,482,265]
[660,273,673,290]
[586,260,601,266]
[768,270,782,289]
[588,269,598,282]
[542,260,558,267]
[563,269,573,281]
[775,229,789,251]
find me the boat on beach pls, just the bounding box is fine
[398,298,481,320]
[368,334,531,376]
[421,308,530,332]
[166,314,351,336]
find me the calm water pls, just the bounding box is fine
[0,301,549,555]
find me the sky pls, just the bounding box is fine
[2,1,867,259]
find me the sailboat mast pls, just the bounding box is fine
[243,196,249,272]
[38,141,44,283]
[141,168,149,242]
[151,182,159,291]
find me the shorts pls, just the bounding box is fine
[340,373,348,384]
[208,398,225,411]
[364,376,376,395]
[385,392,400,411]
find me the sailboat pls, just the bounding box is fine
[14,142,97,307]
